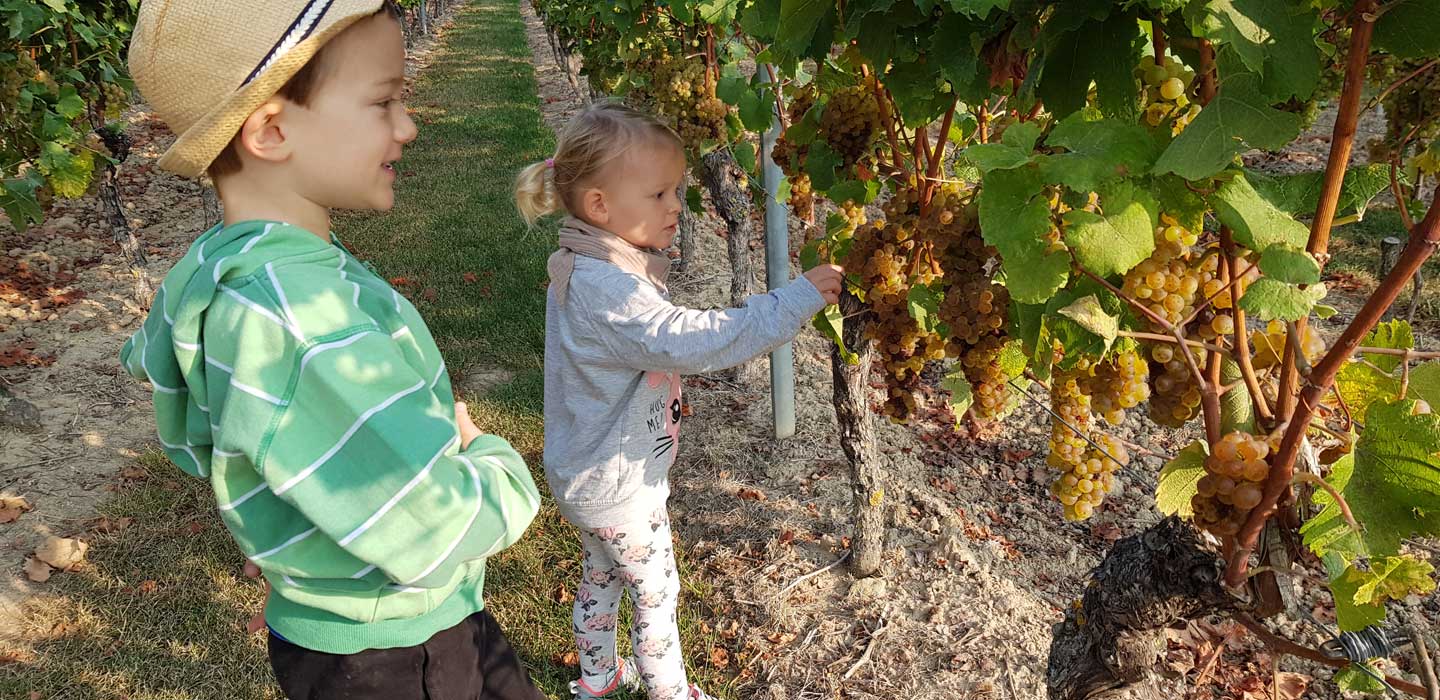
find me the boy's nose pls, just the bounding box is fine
[397,109,419,144]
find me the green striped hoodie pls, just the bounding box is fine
[120,220,540,654]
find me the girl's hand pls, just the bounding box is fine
[804,264,844,305]
[242,559,270,635]
[455,401,482,449]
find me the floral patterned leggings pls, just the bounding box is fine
[573,508,689,700]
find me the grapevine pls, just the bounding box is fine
[535,0,1440,694]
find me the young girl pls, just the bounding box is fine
[514,101,843,700]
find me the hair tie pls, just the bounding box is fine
[545,158,555,169]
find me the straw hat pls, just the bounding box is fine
[128,0,385,178]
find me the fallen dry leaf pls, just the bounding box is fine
[766,631,796,646]
[135,580,158,595]
[23,557,52,583]
[551,586,575,605]
[1002,449,1036,464]
[1275,671,1310,700]
[90,516,133,534]
[119,465,147,481]
[680,402,694,417]
[551,650,579,667]
[462,272,478,283]
[709,646,730,668]
[422,288,438,302]
[35,536,87,571]
[737,488,767,502]
[777,530,796,546]
[0,496,33,524]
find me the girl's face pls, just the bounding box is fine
[581,141,686,250]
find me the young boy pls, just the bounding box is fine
[121,2,545,698]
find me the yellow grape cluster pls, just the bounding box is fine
[1078,348,1151,425]
[1250,319,1325,370]
[1047,372,1128,521]
[819,79,881,169]
[1145,342,1204,427]
[630,50,726,147]
[1137,54,1201,135]
[1193,430,1281,538]
[843,200,944,422]
[773,90,815,223]
[922,182,1014,420]
[1120,221,1216,328]
[833,199,866,240]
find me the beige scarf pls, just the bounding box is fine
[547,216,672,306]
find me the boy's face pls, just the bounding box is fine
[588,142,686,250]
[283,13,416,211]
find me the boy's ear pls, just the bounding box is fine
[235,100,291,165]
[582,187,609,225]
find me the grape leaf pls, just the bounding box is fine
[1348,555,1436,607]
[1038,113,1159,191]
[1303,453,1363,559]
[1037,9,1144,121]
[1184,0,1320,100]
[1062,188,1157,278]
[1002,245,1071,304]
[1152,73,1303,180]
[1361,320,1415,374]
[1303,400,1440,559]
[1335,665,1387,693]
[929,12,991,104]
[1408,361,1440,408]
[1238,278,1326,321]
[739,0,782,41]
[775,0,834,57]
[1219,357,1255,434]
[1211,170,1310,251]
[1057,294,1119,347]
[696,0,740,25]
[1,172,45,232]
[1258,243,1321,285]
[1151,173,1209,234]
[717,72,747,106]
[1373,0,1440,60]
[1246,164,1392,221]
[1330,563,1388,632]
[949,0,1008,16]
[1337,360,1403,426]
[1156,440,1208,517]
[978,166,1051,260]
[908,283,944,334]
[963,121,1042,172]
[804,141,843,192]
[813,305,857,365]
[827,178,879,205]
[738,89,777,132]
[941,365,974,424]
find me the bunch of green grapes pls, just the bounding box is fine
[1047,371,1129,521]
[1369,57,1440,164]
[629,50,726,147]
[827,199,866,243]
[1121,216,1221,329]
[921,182,1014,419]
[1192,430,1280,538]
[1250,319,1326,370]
[843,200,945,422]
[774,89,816,223]
[1145,341,1204,428]
[1137,54,1201,135]
[1079,347,1150,425]
[818,78,880,169]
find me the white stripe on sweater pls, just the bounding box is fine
[265,263,302,338]
[273,380,425,496]
[299,332,374,376]
[251,527,318,560]
[337,437,455,547]
[221,287,303,342]
[403,455,486,585]
[219,482,268,511]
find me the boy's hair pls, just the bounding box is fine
[514,100,683,226]
[207,1,402,179]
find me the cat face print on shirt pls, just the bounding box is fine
[644,371,682,460]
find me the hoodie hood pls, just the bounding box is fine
[120,220,336,477]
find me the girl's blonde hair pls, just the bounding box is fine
[514,100,684,226]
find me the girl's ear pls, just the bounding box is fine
[581,187,609,225]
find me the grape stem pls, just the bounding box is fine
[1180,253,1255,329]
[920,100,958,213]
[1004,378,1130,471]
[1221,228,1273,421]
[862,64,909,179]
[1392,157,1418,231]
[1290,472,1361,534]
[1285,320,1314,378]
[1233,613,1431,697]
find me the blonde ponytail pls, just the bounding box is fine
[514,100,683,227]
[514,160,561,227]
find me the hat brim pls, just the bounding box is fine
[157,0,385,178]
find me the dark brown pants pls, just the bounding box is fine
[268,610,547,700]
